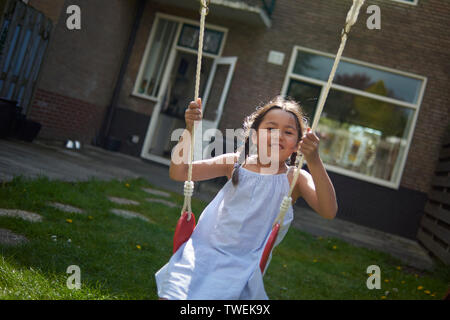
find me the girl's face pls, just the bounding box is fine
[252,108,300,165]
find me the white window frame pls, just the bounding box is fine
[390,0,418,6]
[132,12,228,103]
[282,45,427,190]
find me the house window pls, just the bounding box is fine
[390,0,418,5]
[134,15,225,101]
[135,18,178,99]
[178,24,223,55]
[283,46,426,189]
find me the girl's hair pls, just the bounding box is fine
[231,95,307,186]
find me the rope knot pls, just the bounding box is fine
[343,0,365,36]
[199,0,210,16]
[280,196,292,212]
[184,181,194,197]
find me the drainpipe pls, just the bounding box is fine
[97,0,146,148]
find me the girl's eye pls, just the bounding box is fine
[286,132,293,135]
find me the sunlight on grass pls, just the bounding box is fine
[0,176,448,300]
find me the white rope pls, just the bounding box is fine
[181,0,209,221]
[273,0,366,227]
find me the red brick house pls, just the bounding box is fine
[3,0,449,253]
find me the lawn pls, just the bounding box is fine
[0,176,448,300]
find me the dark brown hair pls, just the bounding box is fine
[231,96,307,186]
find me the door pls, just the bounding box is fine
[194,56,237,160]
[140,50,237,165]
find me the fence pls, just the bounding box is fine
[0,0,52,114]
[417,128,450,265]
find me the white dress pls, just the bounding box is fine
[155,165,294,300]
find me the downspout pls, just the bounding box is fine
[97,0,146,148]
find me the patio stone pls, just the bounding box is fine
[107,196,140,206]
[142,188,170,198]
[0,209,42,222]
[145,198,177,208]
[0,228,28,246]
[110,208,152,223]
[47,202,85,214]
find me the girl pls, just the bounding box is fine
[155,95,338,300]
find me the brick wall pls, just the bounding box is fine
[220,0,450,195]
[23,0,450,238]
[27,0,138,143]
[28,89,104,143]
[118,0,450,195]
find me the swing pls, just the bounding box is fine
[173,0,367,272]
[172,0,209,254]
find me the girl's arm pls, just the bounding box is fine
[296,128,338,219]
[169,98,237,182]
[298,158,338,220]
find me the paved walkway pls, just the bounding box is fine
[0,138,434,270]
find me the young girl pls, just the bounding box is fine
[155,95,338,300]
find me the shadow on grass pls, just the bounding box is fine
[0,176,448,300]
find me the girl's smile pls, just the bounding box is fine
[246,108,301,174]
[253,108,300,166]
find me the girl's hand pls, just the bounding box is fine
[299,127,320,163]
[185,98,202,131]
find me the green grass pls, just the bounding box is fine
[0,176,448,300]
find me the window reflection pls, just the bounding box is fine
[293,51,422,104]
[287,80,413,182]
[178,24,223,55]
[138,19,178,98]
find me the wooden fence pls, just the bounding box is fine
[0,0,52,114]
[417,128,450,265]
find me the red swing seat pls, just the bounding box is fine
[173,210,278,274]
[173,211,196,253]
[259,223,280,273]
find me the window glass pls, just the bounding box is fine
[288,81,414,181]
[178,24,224,55]
[392,0,416,4]
[138,19,178,97]
[286,48,424,187]
[286,79,321,125]
[293,51,422,104]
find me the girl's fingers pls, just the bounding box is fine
[186,115,202,121]
[302,133,319,144]
[300,140,318,151]
[185,98,203,127]
[189,98,202,109]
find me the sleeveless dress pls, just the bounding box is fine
[155,165,295,300]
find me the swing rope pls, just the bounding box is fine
[272,0,366,229]
[174,0,366,263]
[260,0,366,272]
[180,0,210,222]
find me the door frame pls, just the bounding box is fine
[139,13,231,165]
[195,56,237,160]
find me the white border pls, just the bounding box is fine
[282,45,427,190]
